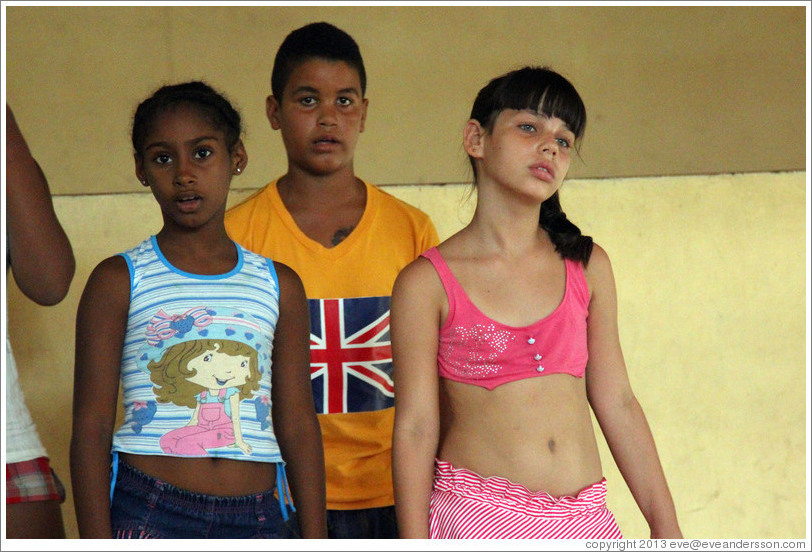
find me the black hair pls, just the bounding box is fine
[469,66,593,265]
[271,22,366,100]
[131,81,242,157]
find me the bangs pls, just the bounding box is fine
[534,87,586,140]
[475,67,586,140]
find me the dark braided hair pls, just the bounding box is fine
[132,81,243,157]
[468,66,593,265]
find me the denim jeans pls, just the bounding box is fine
[325,506,399,539]
[110,459,295,539]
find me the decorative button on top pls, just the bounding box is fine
[537,365,545,372]
[534,353,542,361]
[527,337,536,344]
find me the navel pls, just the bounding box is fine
[547,439,556,453]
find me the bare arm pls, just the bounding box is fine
[70,256,130,538]
[391,258,442,539]
[270,262,327,539]
[584,245,682,539]
[5,104,75,305]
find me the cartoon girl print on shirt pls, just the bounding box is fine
[137,307,269,457]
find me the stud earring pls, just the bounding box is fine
[235,167,242,174]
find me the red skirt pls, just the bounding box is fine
[6,457,66,504]
[430,459,623,539]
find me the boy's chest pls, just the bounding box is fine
[290,204,365,248]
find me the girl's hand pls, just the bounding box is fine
[271,262,327,538]
[236,439,252,455]
[71,255,131,538]
[390,256,444,538]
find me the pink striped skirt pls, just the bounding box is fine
[429,459,623,539]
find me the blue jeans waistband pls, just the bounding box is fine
[110,452,295,520]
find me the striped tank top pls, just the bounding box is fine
[111,236,283,463]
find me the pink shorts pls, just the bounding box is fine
[6,457,66,504]
[430,459,623,539]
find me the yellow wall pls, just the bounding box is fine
[3,5,806,196]
[3,2,808,542]
[6,172,807,539]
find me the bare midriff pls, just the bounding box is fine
[437,373,603,498]
[120,452,276,497]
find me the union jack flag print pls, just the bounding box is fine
[309,297,395,414]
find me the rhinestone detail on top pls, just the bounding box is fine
[444,323,516,378]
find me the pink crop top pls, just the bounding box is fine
[422,247,590,390]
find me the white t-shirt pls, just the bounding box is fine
[5,322,48,463]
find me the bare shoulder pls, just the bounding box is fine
[76,255,131,340]
[392,254,448,334]
[83,255,130,301]
[272,261,303,287]
[393,255,441,298]
[272,261,306,301]
[584,242,616,294]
